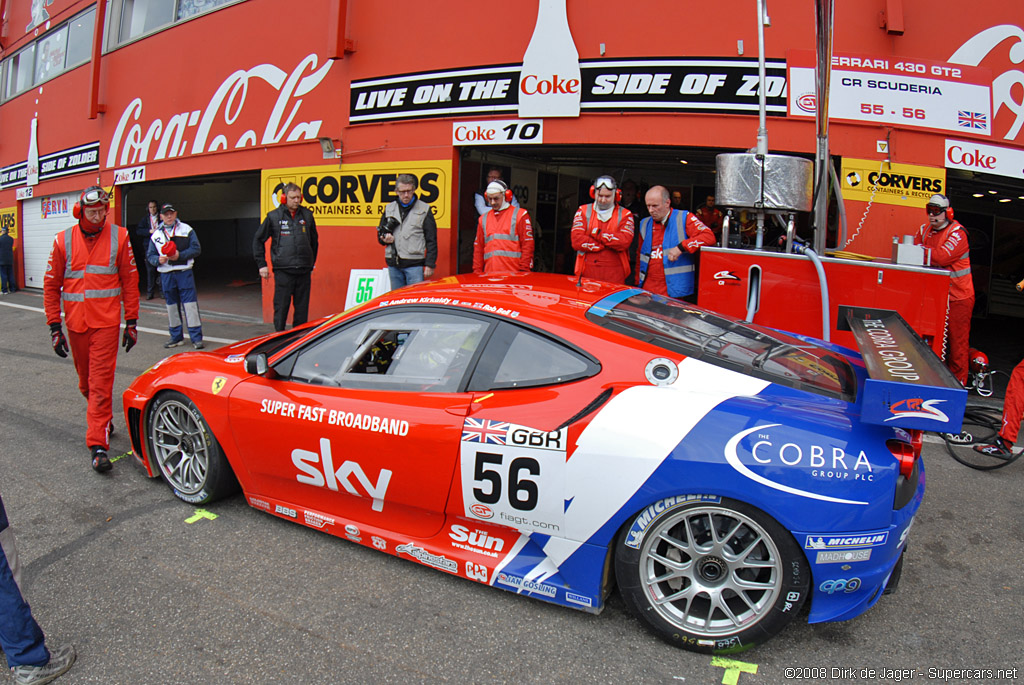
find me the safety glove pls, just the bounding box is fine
[50,323,69,358]
[123,319,138,353]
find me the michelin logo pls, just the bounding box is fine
[804,533,888,549]
[625,495,721,549]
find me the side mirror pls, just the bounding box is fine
[244,352,269,376]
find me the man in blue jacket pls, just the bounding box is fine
[147,204,203,349]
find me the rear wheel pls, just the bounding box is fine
[615,496,808,653]
[146,391,238,504]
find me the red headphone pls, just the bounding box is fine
[590,176,621,204]
[72,185,110,220]
[928,194,954,221]
[489,180,514,204]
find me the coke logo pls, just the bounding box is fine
[454,125,496,142]
[946,144,997,169]
[469,503,493,519]
[520,74,580,96]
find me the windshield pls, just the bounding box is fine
[587,290,856,401]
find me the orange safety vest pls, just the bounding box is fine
[47,224,132,331]
[478,207,533,273]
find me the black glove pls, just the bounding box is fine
[50,323,68,358]
[122,319,138,353]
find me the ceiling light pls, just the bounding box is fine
[679,159,688,164]
[972,193,984,197]
[998,198,1011,203]
[988,190,998,194]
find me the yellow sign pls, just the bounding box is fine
[841,158,945,208]
[212,376,227,395]
[261,160,452,228]
[0,207,17,239]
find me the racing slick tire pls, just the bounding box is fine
[146,390,239,505]
[614,496,809,654]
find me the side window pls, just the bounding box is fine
[34,26,68,85]
[475,326,598,390]
[65,9,97,70]
[288,310,489,393]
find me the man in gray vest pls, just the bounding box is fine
[377,173,437,288]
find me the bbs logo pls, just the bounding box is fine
[0,212,15,230]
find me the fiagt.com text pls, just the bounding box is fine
[783,666,1018,682]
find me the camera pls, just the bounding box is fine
[378,216,400,241]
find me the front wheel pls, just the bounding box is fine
[146,390,239,504]
[615,496,808,654]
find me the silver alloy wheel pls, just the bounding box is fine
[638,505,783,637]
[150,399,212,496]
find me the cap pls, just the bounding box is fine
[485,181,507,196]
[159,203,176,214]
[927,194,950,209]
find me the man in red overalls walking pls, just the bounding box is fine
[44,186,140,473]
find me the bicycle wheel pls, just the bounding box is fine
[943,404,1023,470]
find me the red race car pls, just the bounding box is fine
[123,273,958,653]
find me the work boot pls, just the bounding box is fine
[193,341,205,350]
[10,643,76,684]
[91,446,112,473]
[164,338,185,348]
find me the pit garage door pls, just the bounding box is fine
[21,191,79,288]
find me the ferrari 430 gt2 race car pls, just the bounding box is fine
[123,273,964,653]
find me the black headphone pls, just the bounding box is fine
[590,176,621,203]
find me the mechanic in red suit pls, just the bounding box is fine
[570,175,635,284]
[975,277,1024,458]
[44,186,139,473]
[914,194,973,385]
[472,180,534,275]
[636,185,716,303]
[695,194,724,242]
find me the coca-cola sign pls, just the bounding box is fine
[106,54,333,169]
[944,139,1024,179]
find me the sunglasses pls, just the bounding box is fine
[925,205,946,216]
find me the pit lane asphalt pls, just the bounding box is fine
[1,292,1021,684]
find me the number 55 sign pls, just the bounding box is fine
[344,269,392,310]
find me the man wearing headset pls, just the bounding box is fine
[570,175,635,284]
[636,185,716,302]
[43,186,139,473]
[472,180,534,275]
[914,193,973,385]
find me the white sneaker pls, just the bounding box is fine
[10,644,76,685]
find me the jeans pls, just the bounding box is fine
[388,265,424,289]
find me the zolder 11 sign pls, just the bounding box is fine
[453,119,543,146]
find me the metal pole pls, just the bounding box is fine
[813,0,834,254]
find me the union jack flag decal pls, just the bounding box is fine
[462,418,510,444]
[957,111,988,130]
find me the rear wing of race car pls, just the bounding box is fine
[843,307,966,432]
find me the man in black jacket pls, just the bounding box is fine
[254,183,319,331]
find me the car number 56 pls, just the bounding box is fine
[460,428,567,534]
